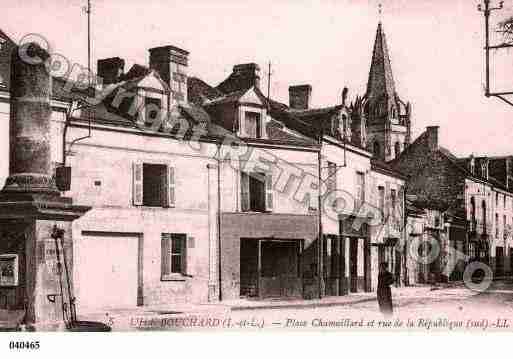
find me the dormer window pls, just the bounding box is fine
[482,163,488,180]
[245,111,261,138]
[144,96,162,125]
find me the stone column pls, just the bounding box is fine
[0,43,90,331]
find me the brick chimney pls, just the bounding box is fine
[426,126,439,152]
[233,63,260,89]
[217,63,261,93]
[149,45,189,103]
[97,57,124,86]
[289,84,312,110]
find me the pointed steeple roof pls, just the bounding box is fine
[366,22,396,102]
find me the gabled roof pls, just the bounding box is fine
[187,76,224,105]
[216,63,259,94]
[366,22,396,102]
[371,158,407,180]
[204,86,269,107]
[121,64,151,81]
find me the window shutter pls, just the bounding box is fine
[181,236,187,275]
[161,234,171,276]
[132,163,143,206]
[265,173,273,211]
[241,172,250,211]
[384,181,391,220]
[167,166,176,208]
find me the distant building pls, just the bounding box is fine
[391,126,513,282]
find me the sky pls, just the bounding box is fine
[3,0,513,157]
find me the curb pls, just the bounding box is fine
[230,297,376,311]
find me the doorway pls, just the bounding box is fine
[240,239,302,299]
[496,246,504,278]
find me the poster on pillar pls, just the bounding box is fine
[0,254,18,287]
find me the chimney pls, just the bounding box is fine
[289,84,312,110]
[97,57,125,86]
[426,126,439,152]
[342,87,348,107]
[233,63,260,89]
[149,45,189,103]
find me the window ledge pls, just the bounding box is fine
[161,274,191,282]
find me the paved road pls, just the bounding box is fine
[224,281,513,331]
[92,281,513,331]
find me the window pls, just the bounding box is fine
[144,97,162,124]
[355,172,365,207]
[504,215,507,238]
[378,186,385,220]
[327,162,337,210]
[245,112,261,138]
[394,142,401,159]
[496,213,499,238]
[470,196,476,231]
[390,189,397,220]
[496,192,499,207]
[132,163,175,207]
[482,200,487,233]
[373,141,381,158]
[326,162,337,193]
[241,172,273,212]
[161,233,186,278]
[504,195,507,209]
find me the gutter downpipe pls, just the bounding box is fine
[216,144,223,301]
[317,123,324,299]
[402,180,408,286]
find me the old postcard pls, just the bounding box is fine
[1,1,513,350]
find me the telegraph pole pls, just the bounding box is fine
[267,61,271,101]
[477,1,513,107]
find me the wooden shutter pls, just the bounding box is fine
[265,173,273,211]
[181,235,187,275]
[161,234,171,276]
[132,163,143,206]
[167,166,175,208]
[384,181,391,220]
[241,172,250,211]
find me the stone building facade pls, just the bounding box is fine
[0,21,413,330]
[391,126,513,283]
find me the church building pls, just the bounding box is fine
[353,22,412,162]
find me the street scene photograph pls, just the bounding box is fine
[1,0,513,345]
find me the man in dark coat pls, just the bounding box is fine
[377,262,394,316]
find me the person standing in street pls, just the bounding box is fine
[377,261,395,316]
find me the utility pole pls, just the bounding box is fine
[267,62,271,101]
[477,1,513,107]
[87,0,91,78]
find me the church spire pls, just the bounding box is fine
[366,22,396,103]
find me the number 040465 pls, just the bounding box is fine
[9,341,40,350]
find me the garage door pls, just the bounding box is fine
[75,234,138,311]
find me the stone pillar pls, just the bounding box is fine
[0,43,90,331]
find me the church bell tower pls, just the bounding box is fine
[363,22,411,162]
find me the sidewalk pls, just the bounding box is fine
[69,284,478,330]
[80,284,454,319]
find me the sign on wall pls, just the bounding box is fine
[0,254,19,286]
